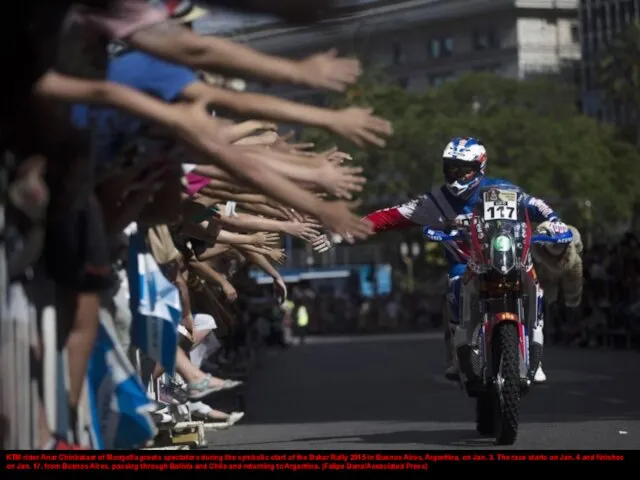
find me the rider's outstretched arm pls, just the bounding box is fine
[363,196,442,232]
[363,205,417,232]
[524,195,560,223]
[313,194,441,251]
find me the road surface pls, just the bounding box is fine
[206,332,640,450]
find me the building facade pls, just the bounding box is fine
[579,0,640,122]
[196,0,581,99]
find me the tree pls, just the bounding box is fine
[303,72,640,235]
[598,20,640,144]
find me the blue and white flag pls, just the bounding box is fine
[127,229,182,374]
[86,315,157,449]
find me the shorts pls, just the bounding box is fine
[190,314,220,369]
[194,313,217,332]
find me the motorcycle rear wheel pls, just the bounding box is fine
[492,321,521,445]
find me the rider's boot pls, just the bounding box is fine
[445,363,460,381]
[453,326,482,395]
[532,319,546,384]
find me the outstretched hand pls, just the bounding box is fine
[297,49,362,92]
[329,107,393,148]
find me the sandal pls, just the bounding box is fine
[191,410,230,427]
[187,375,242,400]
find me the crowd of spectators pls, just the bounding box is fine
[266,232,640,351]
[560,231,640,348]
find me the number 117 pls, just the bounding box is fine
[487,206,514,218]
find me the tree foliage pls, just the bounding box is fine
[597,20,640,230]
[598,21,640,121]
[303,72,640,234]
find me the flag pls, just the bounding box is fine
[127,230,181,374]
[86,314,157,449]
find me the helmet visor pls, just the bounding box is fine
[443,159,480,184]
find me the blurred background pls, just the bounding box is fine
[197,0,640,345]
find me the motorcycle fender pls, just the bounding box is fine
[488,312,518,340]
[494,312,518,323]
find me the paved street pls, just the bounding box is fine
[206,333,640,450]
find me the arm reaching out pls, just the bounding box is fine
[181,82,392,148]
[218,212,320,241]
[127,20,361,92]
[188,261,237,302]
[243,250,288,303]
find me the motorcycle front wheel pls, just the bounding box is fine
[492,321,521,445]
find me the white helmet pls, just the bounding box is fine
[442,137,487,197]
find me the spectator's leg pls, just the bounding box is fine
[445,263,465,381]
[188,323,242,423]
[152,348,242,402]
[443,305,457,381]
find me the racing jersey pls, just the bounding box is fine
[364,177,559,265]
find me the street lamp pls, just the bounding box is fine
[400,241,421,293]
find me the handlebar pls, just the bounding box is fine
[423,227,574,244]
[423,228,462,242]
[530,230,573,244]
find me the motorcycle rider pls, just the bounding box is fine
[313,137,569,384]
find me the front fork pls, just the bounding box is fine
[454,296,538,396]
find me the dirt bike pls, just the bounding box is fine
[423,184,572,445]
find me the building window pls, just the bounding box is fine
[443,37,454,55]
[589,6,598,34]
[631,0,639,20]
[429,72,453,87]
[429,37,454,59]
[570,23,580,43]
[429,39,441,58]
[392,42,405,65]
[473,30,499,50]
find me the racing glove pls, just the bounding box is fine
[546,220,569,235]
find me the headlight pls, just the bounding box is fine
[493,235,512,252]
